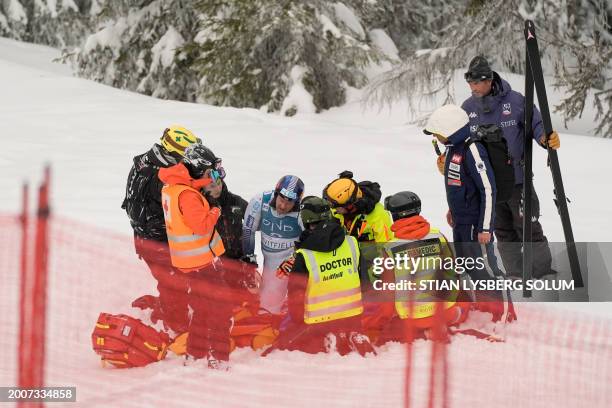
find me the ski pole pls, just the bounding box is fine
[432,139,442,156]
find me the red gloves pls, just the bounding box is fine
[276,255,295,279]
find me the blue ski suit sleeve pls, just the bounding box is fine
[241,193,263,256]
[464,142,496,233]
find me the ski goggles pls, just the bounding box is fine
[464,71,493,83]
[278,188,299,202]
[204,161,226,183]
[299,201,330,214]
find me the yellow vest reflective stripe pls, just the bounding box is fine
[385,228,456,319]
[161,184,225,271]
[332,203,395,242]
[297,237,363,324]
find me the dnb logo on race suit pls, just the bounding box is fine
[262,218,296,233]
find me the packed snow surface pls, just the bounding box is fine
[0,37,611,407]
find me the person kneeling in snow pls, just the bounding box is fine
[323,170,394,243]
[277,196,374,356]
[366,191,470,344]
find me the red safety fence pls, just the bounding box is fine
[0,167,611,407]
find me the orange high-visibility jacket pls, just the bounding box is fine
[159,163,225,271]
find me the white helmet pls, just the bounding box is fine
[423,104,469,138]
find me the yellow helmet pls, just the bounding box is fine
[160,125,200,156]
[323,174,363,207]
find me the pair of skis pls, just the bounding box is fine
[522,21,584,297]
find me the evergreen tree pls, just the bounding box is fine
[552,0,612,136]
[364,0,456,58]
[74,0,200,101]
[185,0,385,114]
[0,0,91,47]
[28,0,91,48]
[366,0,612,137]
[0,0,28,40]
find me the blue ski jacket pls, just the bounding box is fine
[461,72,545,184]
[443,125,496,233]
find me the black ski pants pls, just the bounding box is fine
[494,184,553,278]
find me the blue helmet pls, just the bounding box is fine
[274,175,305,204]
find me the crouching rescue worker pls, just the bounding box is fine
[369,191,470,344]
[278,196,375,356]
[322,171,394,243]
[159,144,232,369]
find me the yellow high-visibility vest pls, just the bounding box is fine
[384,228,457,319]
[332,202,394,242]
[296,236,363,324]
[161,184,225,271]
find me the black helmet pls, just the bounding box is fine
[183,144,222,179]
[384,191,421,221]
[299,196,332,226]
[464,55,493,82]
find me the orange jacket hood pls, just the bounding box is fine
[158,162,212,189]
[391,215,431,240]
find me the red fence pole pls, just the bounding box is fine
[32,165,51,389]
[18,166,51,408]
[18,182,30,390]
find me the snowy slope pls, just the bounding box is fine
[1,37,610,243]
[0,37,611,407]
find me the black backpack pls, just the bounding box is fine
[468,124,515,203]
[121,153,167,241]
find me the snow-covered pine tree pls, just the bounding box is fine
[366,0,612,137]
[0,0,28,40]
[74,0,200,101]
[365,0,525,114]
[185,0,385,115]
[28,0,91,48]
[362,0,457,58]
[0,0,92,47]
[552,0,611,137]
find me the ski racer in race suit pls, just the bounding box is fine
[242,175,305,314]
[461,55,560,279]
[424,104,516,323]
[122,126,200,333]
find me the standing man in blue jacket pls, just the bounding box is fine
[461,56,560,279]
[424,104,513,322]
